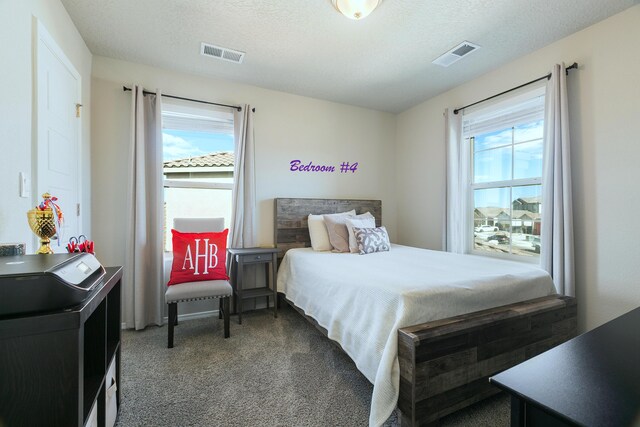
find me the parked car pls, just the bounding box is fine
[486,233,509,244]
[475,225,498,232]
[531,237,541,253]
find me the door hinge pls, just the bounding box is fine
[76,103,83,118]
[77,203,80,216]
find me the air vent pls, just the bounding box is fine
[200,42,245,64]
[432,41,480,67]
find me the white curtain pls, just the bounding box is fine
[123,86,164,330]
[231,105,256,248]
[541,64,575,296]
[444,108,470,253]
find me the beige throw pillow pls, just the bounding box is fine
[323,214,352,252]
[308,210,355,251]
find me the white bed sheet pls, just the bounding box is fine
[277,245,556,427]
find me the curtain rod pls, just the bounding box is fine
[453,62,578,115]
[122,86,256,112]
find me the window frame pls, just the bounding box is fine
[163,179,233,191]
[464,86,545,263]
[161,99,236,253]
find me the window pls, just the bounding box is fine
[464,87,545,259]
[162,100,234,251]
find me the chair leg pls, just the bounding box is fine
[168,303,177,348]
[174,303,178,326]
[223,296,230,338]
[219,298,223,319]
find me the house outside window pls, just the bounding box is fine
[464,86,545,260]
[161,100,234,251]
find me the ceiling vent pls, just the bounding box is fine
[200,42,245,64]
[432,41,480,67]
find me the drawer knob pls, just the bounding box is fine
[256,255,261,259]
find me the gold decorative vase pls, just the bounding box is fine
[27,207,57,255]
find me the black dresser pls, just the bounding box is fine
[0,266,123,427]
[490,306,640,427]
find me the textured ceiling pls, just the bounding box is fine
[61,0,638,113]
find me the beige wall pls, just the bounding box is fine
[396,5,640,332]
[91,56,397,272]
[0,0,92,251]
[5,0,637,332]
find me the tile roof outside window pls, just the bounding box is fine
[163,151,234,169]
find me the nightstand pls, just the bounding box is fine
[227,247,278,324]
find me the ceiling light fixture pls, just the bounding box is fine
[331,0,382,20]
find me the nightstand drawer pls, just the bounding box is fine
[241,253,272,263]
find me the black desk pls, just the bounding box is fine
[490,307,640,427]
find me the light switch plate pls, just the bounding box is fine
[19,172,31,198]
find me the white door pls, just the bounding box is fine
[36,21,81,252]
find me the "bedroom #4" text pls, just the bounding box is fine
[289,160,358,173]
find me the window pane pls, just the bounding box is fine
[162,129,233,162]
[473,188,510,253]
[164,188,232,251]
[473,127,512,152]
[514,140,543,180]
[466,91,544,259]
[514,120,543,143]
[161,122,234,252]
[511,185,541,258]
[474,145,512,183]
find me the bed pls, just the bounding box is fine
[274,198,577,427]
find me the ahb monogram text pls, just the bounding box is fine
[181,239,219,275]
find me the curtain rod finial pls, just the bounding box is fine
[565,62,578,75]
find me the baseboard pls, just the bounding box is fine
[120,299,274,329]
[120,309,219,329]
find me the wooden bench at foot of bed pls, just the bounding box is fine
[396,295,577,427]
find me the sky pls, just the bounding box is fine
[472,120,543,209]
[162,129,234,162]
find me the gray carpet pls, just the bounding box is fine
[116,306,509,426]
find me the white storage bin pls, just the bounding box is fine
[106,357,118,427]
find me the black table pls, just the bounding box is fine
[227,247,278,324]
[490,307,640,427]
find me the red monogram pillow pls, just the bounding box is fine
[168,229,229,286]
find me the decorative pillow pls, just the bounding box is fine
[168,228,229,286]
[323,214,357,253]
[308,210,355,251]
[353,226,391,255]
[345,213,375,253]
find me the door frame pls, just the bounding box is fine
[34,19,82,249]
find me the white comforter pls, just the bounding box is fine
[277,245,556,427]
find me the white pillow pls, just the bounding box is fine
[345,213,375,253]
[308,210,355,251]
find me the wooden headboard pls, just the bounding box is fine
[274,198,382,259]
